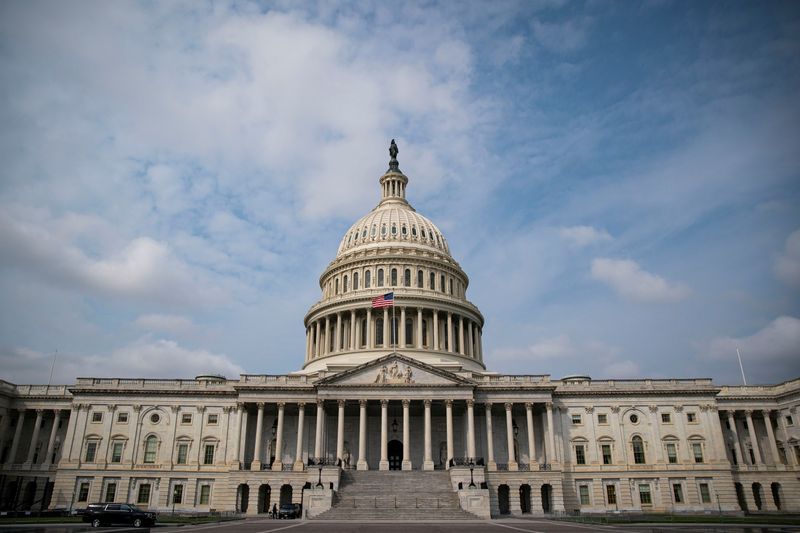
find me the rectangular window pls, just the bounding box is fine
[597,414,608,424]
[602,444,612,465]
[91,412,103,423]
[692,443,704,463]
[78,482,90,502]
[111,442,123,463]
[699,483,711,503]
[181,413,193,424]
[571,414,582,424]
[207,414,218,425]
[672,483,684,503]
[606,484,617,505]
[137,484,151,505]
[204,444,215,465]
[786,415,794,426]
[199,485,211,505]
[104,483,117,503]
[575,445,586,465]
[578,485,590,505]
[176,444,188,465]
[661,413,671,423]
[117,412,128,423]
[687,412,697,423]
[638,484,652,505]
[666,443,677,464]
[85,442,98,462]
[172,484,184,504]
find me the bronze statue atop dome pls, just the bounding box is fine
[388,139,400,171]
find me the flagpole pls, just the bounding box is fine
[392,295,396,349]
[736,347,747,385]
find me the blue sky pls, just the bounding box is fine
[0,0,798,385]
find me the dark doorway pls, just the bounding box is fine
[237,484,249,513]
[498,484,510,515]
[734,482,747,511]
[388,440,402,470]
[541,484,553,513]
[42,482,54,510]
[21,481,36,510]
[520,484,531,514]
[771,482,782,510]
[258,485,271,514]
[280,484,293,506]
[752,483,763,511]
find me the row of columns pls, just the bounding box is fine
[723,409,798,467]
[3,409,66,467]
[306,307,482,360]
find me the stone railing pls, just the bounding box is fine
[239,375,311,385]
[74,378,232,390]
[10,384,71,397]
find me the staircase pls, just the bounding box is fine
[313,470,481,520]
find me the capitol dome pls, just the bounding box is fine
[302,140,485,373]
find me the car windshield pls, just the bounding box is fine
[127,504,143,512]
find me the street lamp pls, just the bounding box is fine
[317,466,323,488]
[391,418,398,433]
[469,460,476,489]
[513,419,519,437]
[271,419,278,437]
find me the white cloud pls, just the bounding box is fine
[705,316,800,383]
[591,258,690,303]
[493,334,575,362]
[135,314,195,335]
[774,228,800,288]
[559,225,612,247]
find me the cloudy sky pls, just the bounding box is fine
[1,1,798,386]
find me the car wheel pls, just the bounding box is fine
[91,518,101,528]
[133,518,143,528]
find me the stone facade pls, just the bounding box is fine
[1,143,798,517]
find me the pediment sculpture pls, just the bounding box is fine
[374,361,414,384]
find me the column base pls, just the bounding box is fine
[423,460,434,471]
[402,460,412,471]
[357,461,368,471]
[252,460,261,470]
[487,461,497,471]
[379,461,389,471]
[508,462,518,471]
[271,461,283,471]
[293,461,305,471]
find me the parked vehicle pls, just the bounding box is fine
[278,503,301,519]
[82,503,157,527]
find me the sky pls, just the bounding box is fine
[0,0,798,386]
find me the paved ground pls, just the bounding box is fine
[1,519,800,533]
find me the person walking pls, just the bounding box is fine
[271,502,278,519]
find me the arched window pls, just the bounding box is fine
[429,272,435,289]
[353,272,359,290]
[335,279,339,295]
[449,278,453,294]
[440,274,446,292]
[391,268,397,286]
[144,436,158,464]
[378,269,384,287]
[365,270,371,288]
[375,318,384,346]
[632,436,646,464]
[343,275,348,293]
[417,270,423,288]
[404,269,411,287]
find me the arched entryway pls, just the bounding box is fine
[771,483,782,510]
[258,484,271,514]
[388,440,402,470]
[541,484,553,513]
[734,482,747,511]
[752,483,763,511]
[498,484,510,515]
[280,484,293,506]
[236,484,249,513]
[519,484,532,514]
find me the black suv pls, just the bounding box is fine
[278,503,301,518]
[82,503,157,528]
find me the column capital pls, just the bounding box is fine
[196,405,206,413]
[525,402,534,410]
[317,399,324,408]
[133,404,142,412]
[744,409,754,416]
[223,406,234,414]
[650,405,660,413]
[584,406,594,414]
[236,402,246,410]
[445,399,453,408]
[466,400,474,408]
[545,402,553,410]
[610,405,620,413]
[359,399,367,408]
[726,409,736,419]
[423,399,431,408]
[504,402,513,411]
[380,399,389,407]
[277,402,286,409]
[338,399,346,408]
[35,408,44,415]
[673,405,683,412]
[106,404,117,413]
[485,402,493,411]
[170,405,179,414]
[298,402,306,408]
[256,402,265,410]
[402,399,410,408]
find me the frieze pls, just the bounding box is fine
[374,361,414,384]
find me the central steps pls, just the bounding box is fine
[313,470,480,520]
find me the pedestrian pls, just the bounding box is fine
[271,502,277,519]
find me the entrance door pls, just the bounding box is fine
[388,439,403,470]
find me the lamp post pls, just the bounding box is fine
[317,466,323,488]
[469,460,476,489]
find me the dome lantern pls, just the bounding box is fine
[379,139,409,207]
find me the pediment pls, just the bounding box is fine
[317,353,473,387]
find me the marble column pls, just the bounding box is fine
[366,308,373,349]
[305,327,311,359]
[25,410,44,464]
[294,403,305,470]
[350,310,357,350]
[445,400,454,469]
[358,400,368,470]
[272,402,285,470]
[762,410,780,466]
[778,411,798,466]
[380,400,389,470]
[505,403,518,470]
[416,309,423,348]
[485,403,496,470]
[447,312,453,353]
[43,410,62,466]
[324,316,330,355]
[6,410,24,464]
[726,411,743,465]
[400,307,406,349]
[383,308,389,347]
[315,321,321,357]
[433,310,439,350]
[525,403,536,464]
[336,400,345,463]
[546,402,556,464]
[745,410,762,464]
[467,320,474,357]
[466,400,476,459]
[335,312,342,353]
[423,400,433,470]
[458,316,465,355]
[314,400,324,460]
[402,400,411,470]
[252,403,265,469]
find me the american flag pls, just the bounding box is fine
[371,292,394,308]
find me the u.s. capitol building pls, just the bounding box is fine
[1,142,798,518]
